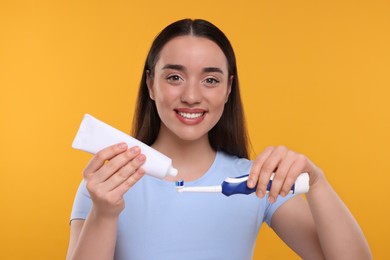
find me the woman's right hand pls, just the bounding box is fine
[83,142,146,219]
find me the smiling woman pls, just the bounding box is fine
[66,19,371,260]
[147,36,231,142]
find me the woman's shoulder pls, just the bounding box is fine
[217,150,252,164]
[216,150,253,177]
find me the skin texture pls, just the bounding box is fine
[67,36,372,260]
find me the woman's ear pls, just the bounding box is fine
[146,70,155,100]
[225,75,233,103]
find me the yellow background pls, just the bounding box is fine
[1,0,389,259]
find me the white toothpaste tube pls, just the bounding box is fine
[72,114,178,179]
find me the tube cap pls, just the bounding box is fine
[294,173,310,194]
[167,166,178,177]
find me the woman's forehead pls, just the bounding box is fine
[156,36,228,71]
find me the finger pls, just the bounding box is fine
[95,146,141,183]
[257,146,288,199]
[83,142,128,179]
[113,166,146,196]
[248,146,274,189]
[281,153,308,195]
[269,150,296,199]
[104,153,146,191]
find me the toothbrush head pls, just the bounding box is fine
[175,180,184,192]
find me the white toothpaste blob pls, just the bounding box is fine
[72,114,178,179]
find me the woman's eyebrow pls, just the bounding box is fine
[161,64,224,74]
[203,67,224,74]
[161,64,185,71]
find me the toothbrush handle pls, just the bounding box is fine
[221,173,310,196]
[221,180,256,196]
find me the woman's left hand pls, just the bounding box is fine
[247,145,323,203]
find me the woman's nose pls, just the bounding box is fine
[180,81,202,104]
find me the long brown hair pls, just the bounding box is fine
[132,19,250,158]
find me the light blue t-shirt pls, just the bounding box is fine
[70,151,295,260]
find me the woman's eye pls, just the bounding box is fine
[167,75,181,81]
[204,77,220,85]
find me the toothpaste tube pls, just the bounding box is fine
[72,114,178,179]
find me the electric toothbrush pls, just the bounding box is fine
[175,173,309,196]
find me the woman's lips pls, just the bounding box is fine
[175,109,206,125]
[177,111,204,119]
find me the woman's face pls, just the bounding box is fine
[147,35,232,142]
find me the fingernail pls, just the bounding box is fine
[280,191,286,197]
[127,146,140,156]
[247,180,254,188]
[256,190,263,198]
[131,146,140,153]
[137,154,146,162]
[118,143,127,149]
[268,196,275,204]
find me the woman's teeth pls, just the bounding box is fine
[178,112,204,119]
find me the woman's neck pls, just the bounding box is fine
[151,131,216,182]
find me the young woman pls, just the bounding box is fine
[67,19,371,260]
